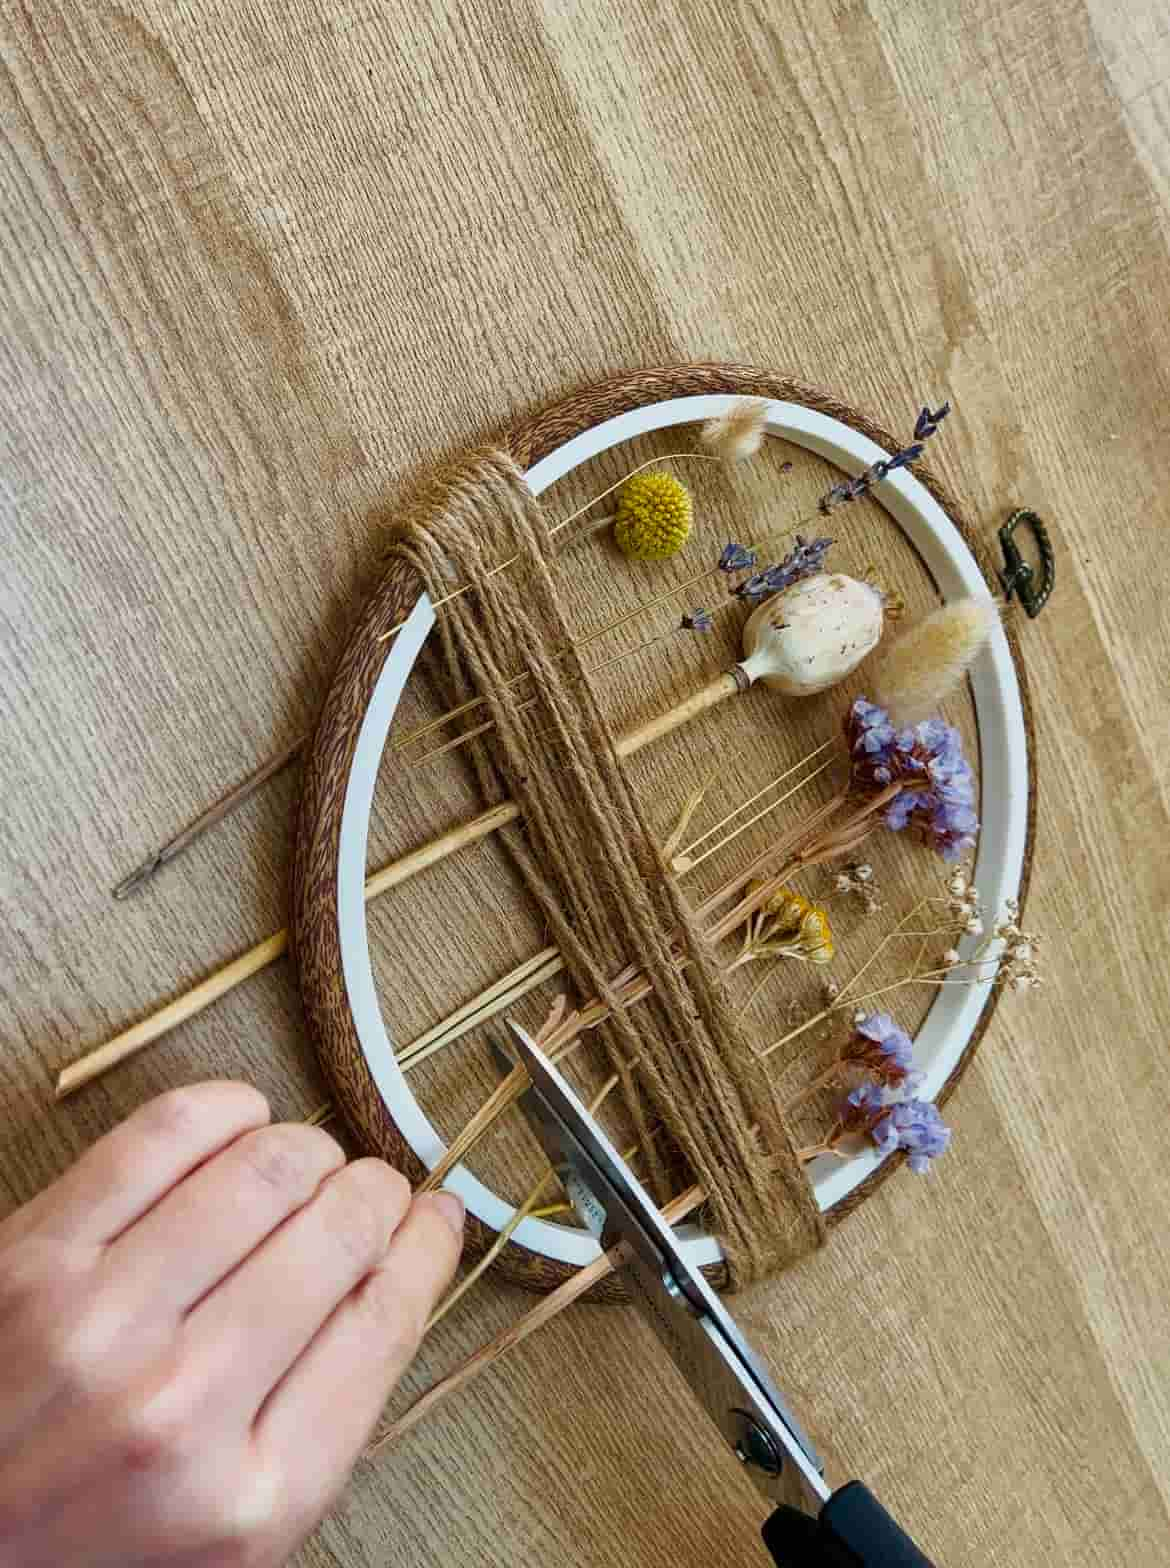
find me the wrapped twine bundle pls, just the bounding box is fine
[389,450,823,1289]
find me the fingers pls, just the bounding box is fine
[103,1123,347,1319]
[0,1083,270,1249]
[255,1191,464,1506]
[183,1159,414,1419]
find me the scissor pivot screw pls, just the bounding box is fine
[731,1411,783,1477]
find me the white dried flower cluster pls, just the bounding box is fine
[833,861,882,916]
[993,898,1043,991]
[943,863,983,937]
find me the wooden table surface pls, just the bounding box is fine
[3,3,1170,1564]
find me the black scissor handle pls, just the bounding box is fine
[763,1481,934,1566]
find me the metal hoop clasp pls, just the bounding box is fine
[998,509,1054,618]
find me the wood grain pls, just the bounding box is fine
[2,3,1169,1566]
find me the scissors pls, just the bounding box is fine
[501,1020,935,1566]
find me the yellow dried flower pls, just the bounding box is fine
[613,471,693,560]
[797,907,835,964]
[761,887,812,936]
[732,885,834,970]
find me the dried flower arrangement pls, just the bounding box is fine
[332,399,1014,1215]
[51,371,1037,1458]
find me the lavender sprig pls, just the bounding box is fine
[718,541,757,572]
[914,401,951,440]
[818,397,949,514]
[680,608,714,632]
[734,534,833,602]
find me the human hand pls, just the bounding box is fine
[0,1082,464,1567]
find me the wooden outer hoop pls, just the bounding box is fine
[290,362,1037,1302]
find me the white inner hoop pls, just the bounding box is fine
[335,396,1029,1270]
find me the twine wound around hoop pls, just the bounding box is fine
[388,448,824,1289]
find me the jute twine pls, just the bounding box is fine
[388,449,824,1289]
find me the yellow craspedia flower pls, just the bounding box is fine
[613,471,693,560]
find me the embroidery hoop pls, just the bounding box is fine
[291,365,1034,1298]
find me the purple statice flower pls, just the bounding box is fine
[718,541,757,573]
[680,608,714,632]
[870,1099,951,1173]
[914,401,952,441]
[843,698,979,861]
[843,1012,919,1088]
[838,1080,887,1132]
[734,535,833,601]
[844,697,898,787]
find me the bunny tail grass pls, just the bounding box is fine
[874,597,1000,724]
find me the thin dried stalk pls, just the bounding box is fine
[756,887,934,1061]
[396,947,562,1070]
[426,1074,621,1329]
[366,1182,704,1454]
[675,757,837,872]
[377,452,725,644]
[660,765,719,863]
[427,1169,556,1330]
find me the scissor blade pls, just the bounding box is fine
[505,1019,700,1270]
[504,1020,828,1508]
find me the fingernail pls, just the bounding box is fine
[432,1189,465,1237]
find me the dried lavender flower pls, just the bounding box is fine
[914,401,952,440]
[845,698,979,861]
[818,398,949,515]
[842,1012,919,1089]
[681,608,714,632]
[734,535,833,600]
[718,541,757,573]
[840,1081,887,1127]
[883,442,925,472]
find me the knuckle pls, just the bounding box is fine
[235,1124,341,1199]
[110,1376,195,1475]
[139,1085,210,1142]
[197,1460,285,1565]
[140,1083,268,1146]
[42,1295,123,1396]
[325,1161,408,1268]
[0,1239,50,1316]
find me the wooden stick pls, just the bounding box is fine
[56,673,748,1097]
[55,930,290,1098]
[111,736,306,899]
[367,1182,704,1454]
